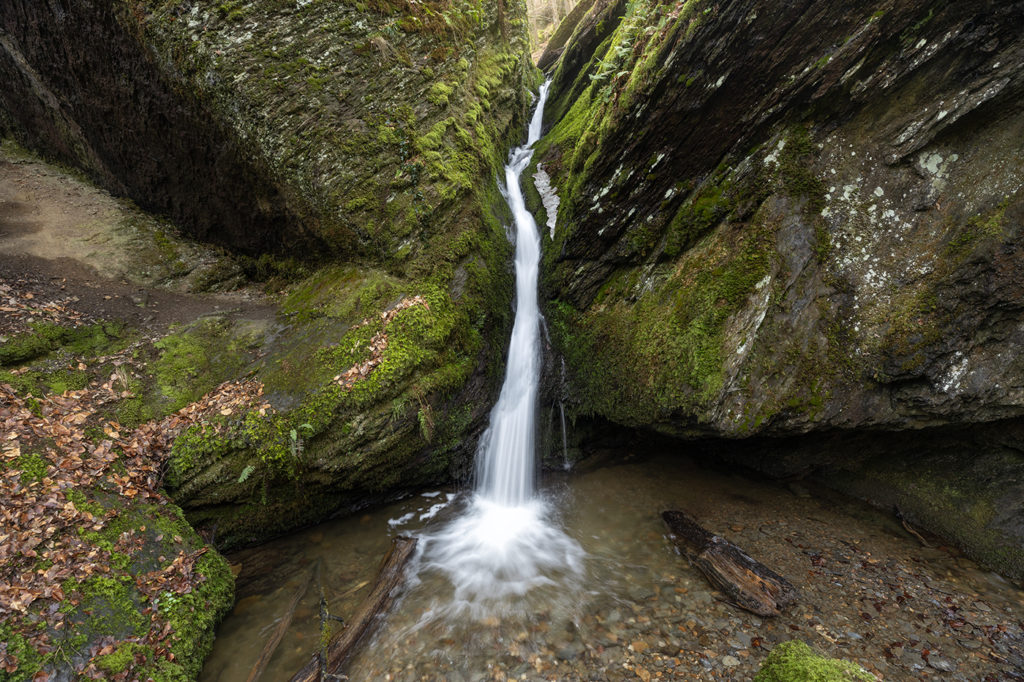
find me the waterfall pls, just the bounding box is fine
[418,81,585,617]
[475,80,550,505]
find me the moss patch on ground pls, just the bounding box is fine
[0,321,129,368]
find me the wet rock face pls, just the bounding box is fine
[0,0,535,259]
[535,0,1024,578]
[537,0,1024,435]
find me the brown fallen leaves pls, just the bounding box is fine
[0,369,269,679]
[333,295,429,389]
[0,280,94,337]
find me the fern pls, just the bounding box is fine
[237,464,255,483]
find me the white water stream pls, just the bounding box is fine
[416,81,585,617]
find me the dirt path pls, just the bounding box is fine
[0,149,274,337]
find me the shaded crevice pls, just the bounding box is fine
[557,415,1024,584]
[0,1,325,256]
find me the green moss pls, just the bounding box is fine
[0,622,45,681]
[0,369,42,395]
[13,452,50,484]
[172,274,481,486]
[663,179,727,259]
[427,81,454,106]
[552,203,775,424]
[77,576,147,639]
[755,640,873,681]
[149,552,234,680]
[0,321,128,368]
[945,197,1011,257]
[95,642,149,675]
[0,323,75,367]
[546,155,778,427]
[778,126,826,212]
[65,489,106,516]
[0,365,91,399]
[151,318,257,412]
[23,493,239,680]
[45,368,90,395]
[540,0,706,218]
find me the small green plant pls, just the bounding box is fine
[15,452,50,484]
[237,464,255,483]
[289,423,314,458]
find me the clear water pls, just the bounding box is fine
[200,453,1024,681]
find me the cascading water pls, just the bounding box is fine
[417,81,585,616]
[475,84,547,506]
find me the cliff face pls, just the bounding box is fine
[533,0,1024,578]
[1,0,538,548]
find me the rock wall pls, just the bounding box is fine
[533,0,1024,579]
[0,1,313,253]
[1,0,539,549]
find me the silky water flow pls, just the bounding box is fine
[414,81,586,618]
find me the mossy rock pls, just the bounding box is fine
[0,321,129,368]
[0,493,234,682]
[754,640,873,682]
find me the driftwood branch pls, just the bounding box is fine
[662,510,797,617]
[894,505,932,547]
[245,565,315,682]
[289,536,417,682]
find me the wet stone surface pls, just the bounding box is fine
[203,452,1024,681]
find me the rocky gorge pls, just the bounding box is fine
[0,0,1022,679]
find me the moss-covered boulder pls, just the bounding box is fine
[1,0,540,548]
[0,369,236,681]
[755,640,873,682]
[533,0,1024,580]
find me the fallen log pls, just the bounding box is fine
[245,565,315,682]
[289,536,418,682]
[662,510,797,617]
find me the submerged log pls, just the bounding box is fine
[246,566,315,682]
[289,536,418,682]
[662,510,797,617]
